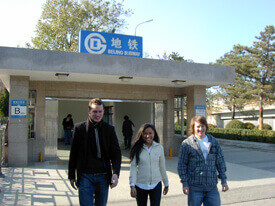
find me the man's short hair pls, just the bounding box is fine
[88,98,104,110]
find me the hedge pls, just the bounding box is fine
[175,124,181,134]
[244,122,255,130]
[254,123,272,130]
[208,127,275,144]
[225,119,245,129]
[175,124,187,135]
[0,117,8,125]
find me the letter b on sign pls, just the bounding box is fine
[15,107,20,114]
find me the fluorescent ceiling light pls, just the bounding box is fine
[55,73,69,79]
[119,76,133,82]
[172,80,186,85]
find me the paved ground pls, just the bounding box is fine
[0,142,275,205]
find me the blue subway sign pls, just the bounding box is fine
[79,30,143,58]
[11,100,27,118]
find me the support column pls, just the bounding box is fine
[186,85,206,133]
[163,97,175,155]
[154,102,165,146]
[29,82,46,162]
[8,76,29,166]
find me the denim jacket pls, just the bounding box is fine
[177,134,227,190]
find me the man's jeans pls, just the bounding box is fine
[188,188,221,206]
[78,173,109,206]
[64,129,72,144]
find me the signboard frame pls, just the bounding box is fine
[11,100,27,118]
[79,30,143,58]
[195,105,206,117]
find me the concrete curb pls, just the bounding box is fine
[217,138,275,152]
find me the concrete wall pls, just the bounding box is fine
[8,76,29,166]
[0,46,235,88]
[170,86,207,156]
[45,99,58,159]
[211,108,275,130]
[58,100,90,140]
[113,102,152,147]
[185,85,207,129]
[154,102,165,146]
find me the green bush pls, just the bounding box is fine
[244,122,255,130]
[175,124,181,134]
[254,124,272,130]
[208,127,275,144]
[175,124,187,135]
[0,117,8,125]
[225,119,245,129]
[176,119,187,125]
[0,88,9,117]
[208,124,216,129]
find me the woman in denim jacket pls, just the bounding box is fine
[178,116,229,206]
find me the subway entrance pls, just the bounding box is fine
[44,98,165,161]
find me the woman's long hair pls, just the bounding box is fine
[130,123,159,165]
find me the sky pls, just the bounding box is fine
[0,0,274,64]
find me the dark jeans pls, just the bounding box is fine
[78,173,109,206]
[188,188,221,206]
[136,181,162,206]
[64,129,72,144]
[124,135,132,148]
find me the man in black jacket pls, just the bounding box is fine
[122,115,135,149]
[62,114,74,145]
[68,98,121,206]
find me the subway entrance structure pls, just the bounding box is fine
[0,46,234,166]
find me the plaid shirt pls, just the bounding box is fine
[177,134,227,189]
